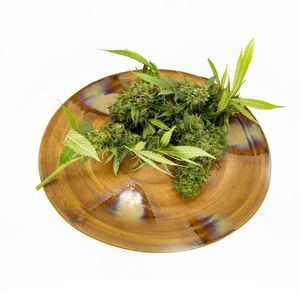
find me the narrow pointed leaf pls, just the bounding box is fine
[148,118,170,130]
[134,141,146,151]
[160,126,176,147]
[113,157,120,176]
[208,59,220,86]
[130,105,136,121]
[159,145,215,159]
[217,84,231,112]
[103,49,151,68]
[232,50,243,92]
[183,111,191,130]
[205,76,216,87]
[78,113,85,134]
[231,39,255,96]
[142,122,155,138]
[135,153,173,176]
[164,152,200,166]
[231,98,284,109]
[61,105,78,131]
[221,65,228,88]
[133,161,148,171]
[105,152,115,163]
[133,72,170,89]
[137,150,179,166]
[64,129,100,161]
[231,101,257,123]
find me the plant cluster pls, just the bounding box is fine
[36,40,282,198]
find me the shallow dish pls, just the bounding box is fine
[38,70,271,252]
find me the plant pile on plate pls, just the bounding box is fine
[36,40,282,198]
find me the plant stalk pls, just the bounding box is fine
[36,157,81,190]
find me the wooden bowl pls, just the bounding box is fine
[38,70,271,252]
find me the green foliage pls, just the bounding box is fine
[231,39,254,97]
[207,39,283,122]
[64,129,99,161]
[208,59,221,86]
[133,72,172,90]
[37,43,283,198]
[159,145,215,159]
[126,145,173,176]
[103,49,153,69]
[103,49,158,75]
[231,98,284,109]
[160,126,176,147]
[148,118,170,131]
[61,104,78,131]
[59,146,75,166]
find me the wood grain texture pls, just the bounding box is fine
[38,70,271,252]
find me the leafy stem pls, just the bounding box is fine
[208,39,283,122]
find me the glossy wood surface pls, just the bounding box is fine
[38,70,271,252]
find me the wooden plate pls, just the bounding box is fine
[38,70,271,252]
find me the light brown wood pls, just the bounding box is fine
[38,70,271,252]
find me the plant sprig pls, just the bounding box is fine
[36,107,100,190]
[208,39,284,122]
[37,41,283,198]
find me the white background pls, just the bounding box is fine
[0,0,299,292]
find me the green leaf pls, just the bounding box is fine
[78,113,85,134]
[231,101,257,123]
[59,146,75,166]
[217,83,231,112]
[159,145,215,159]
[133,161,148,171]
[221,65,228,88]
[61,105,78,131]
[148,118,170,130]
[232,50,243,92]
[135,153,173,176]
[167,154,200,166]
[105,152,115,163]
[160,126,176,147]
[103,49,152,69]
[208,59,221,86]
[183,111,191,130]
[231,39,255,97]
[113,156,120,176]
[133,72,170,89]
[149,61,158,73]
[160,73,175,87]
[137,150,179,166]
[126,146,173,176]
[205,76,216,87]
[134,141,146,151]
[64,129,100,161]
[231,98,284,110]
[143,122,155,138]
[130,105,136,121]
[177,157,200,166]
